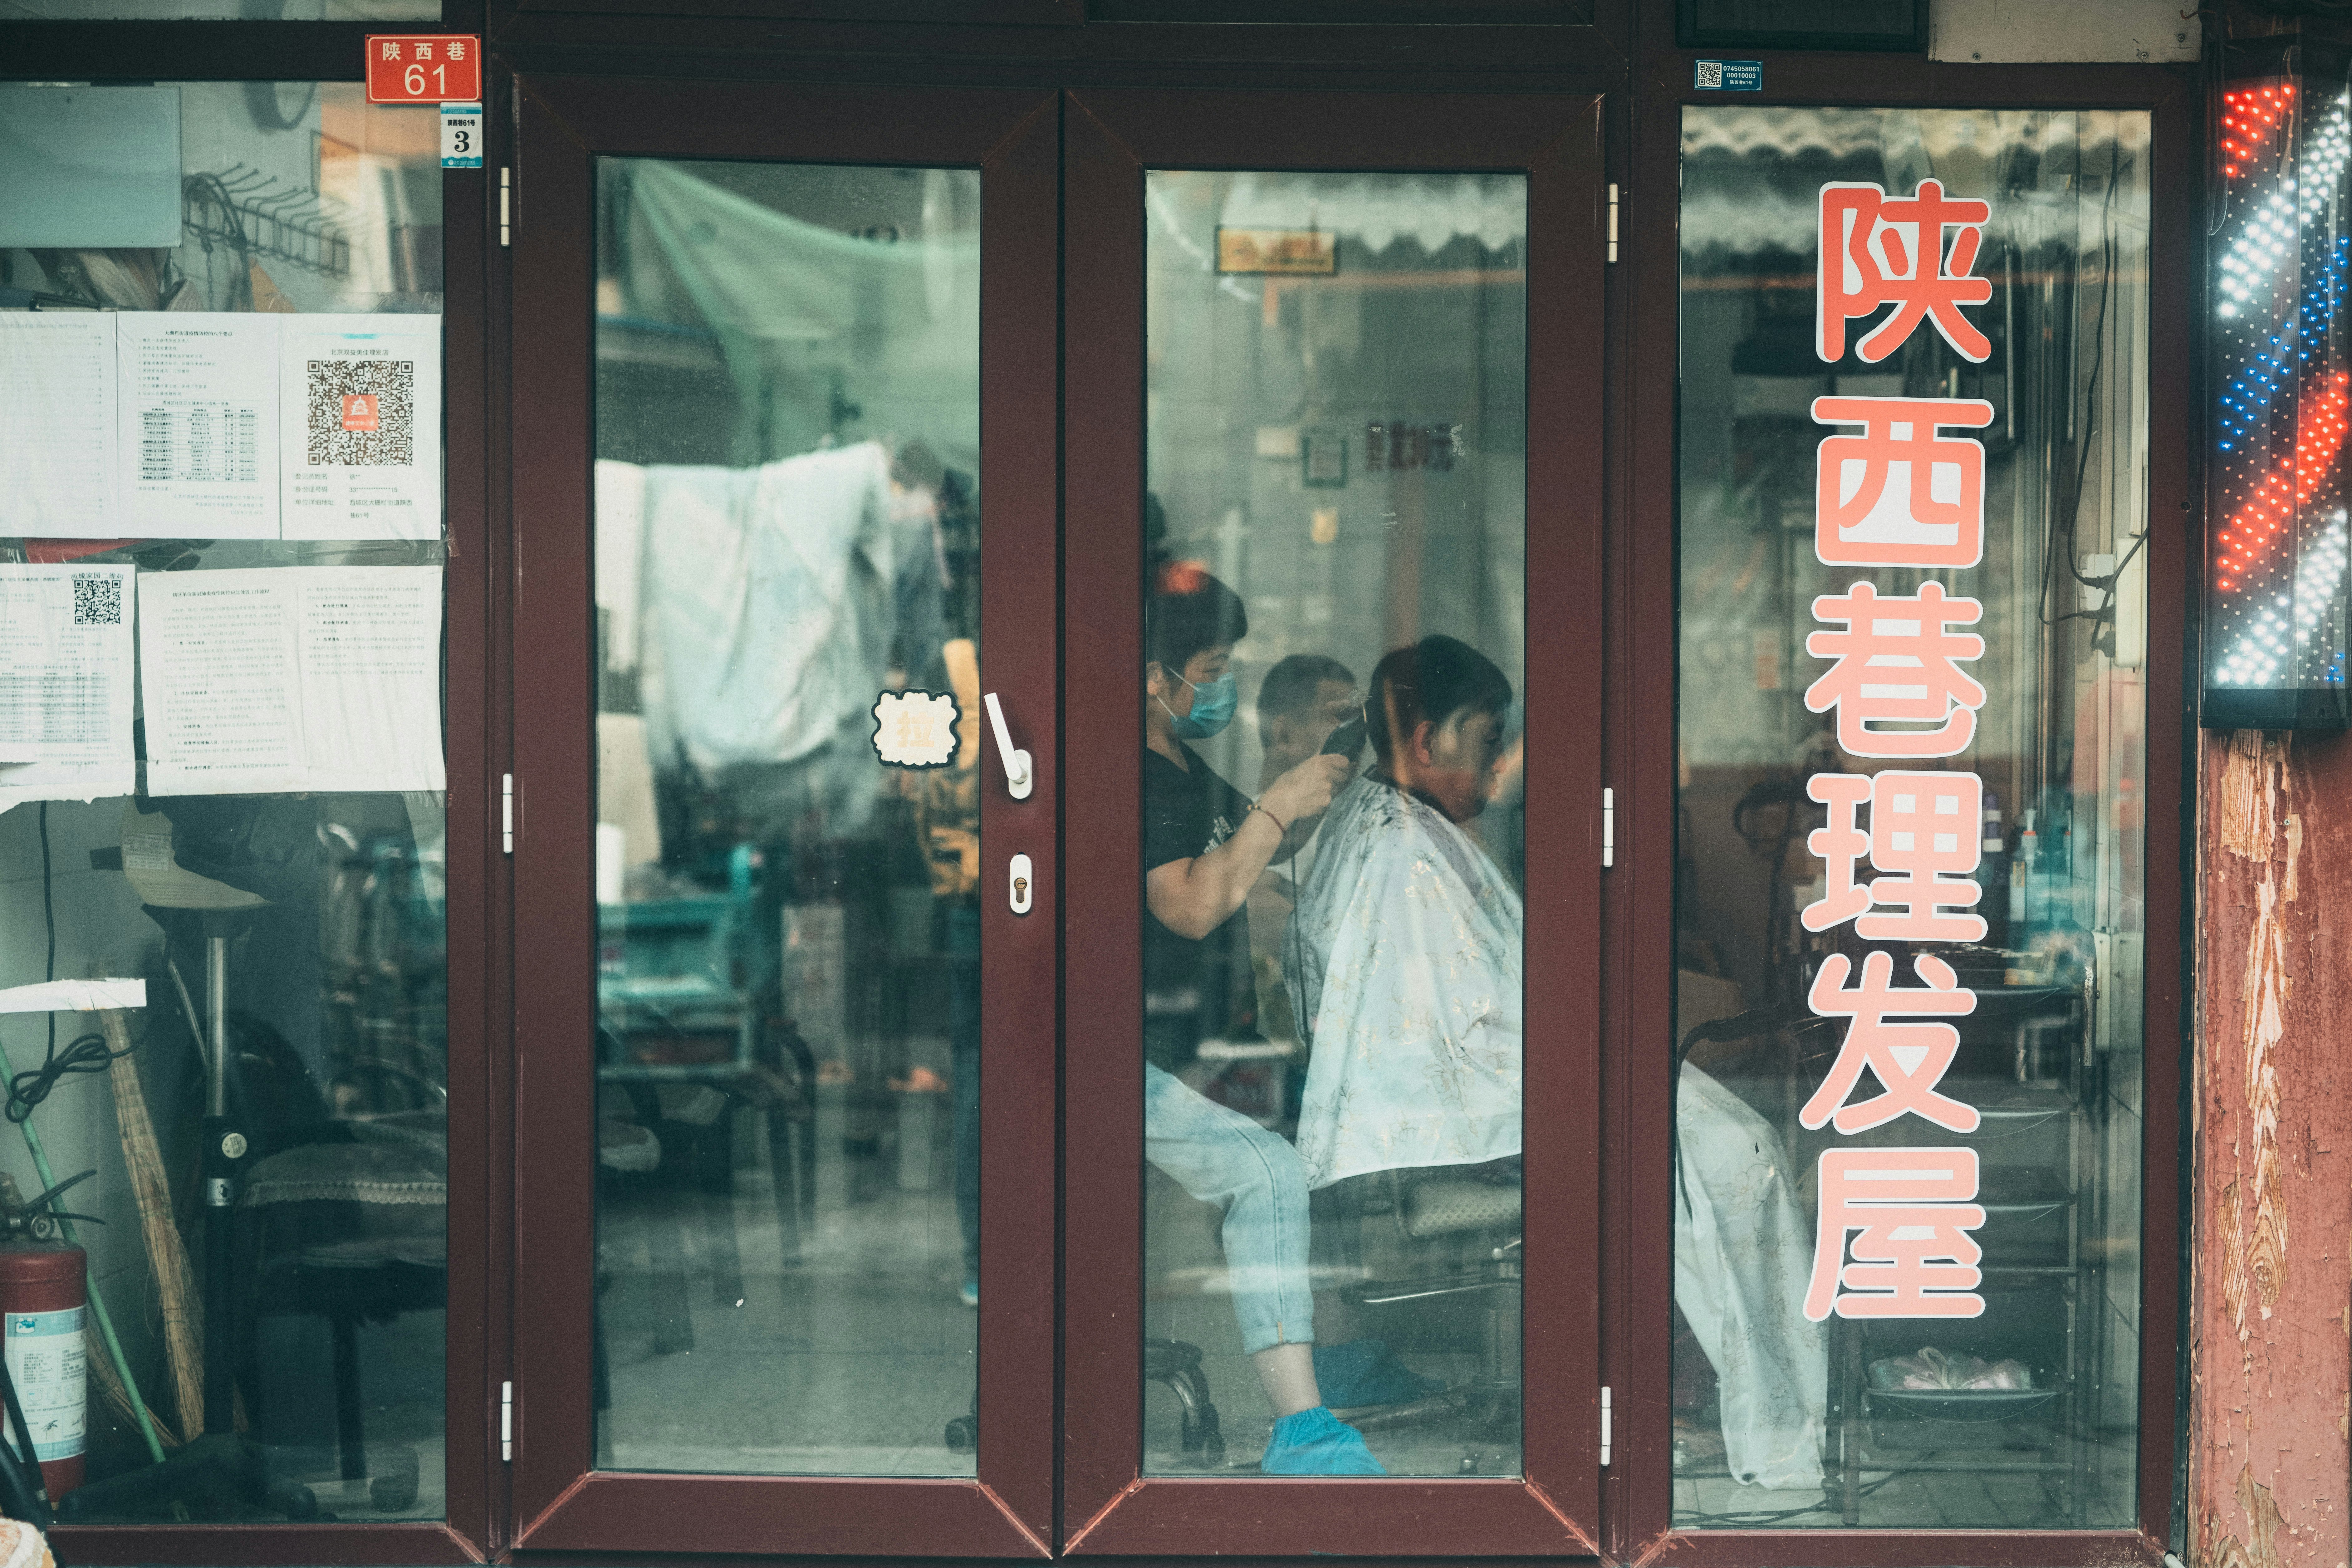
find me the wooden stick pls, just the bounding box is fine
[96,1011,203,1447]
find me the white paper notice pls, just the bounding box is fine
[0,565,135,807]
[118,313,280,539]
[0,979,146,1015]
[140,566,445,796]
[0,314,120,538]
[278,315,443,541]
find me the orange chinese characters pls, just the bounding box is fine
[1802,950,1980,1135]
[1802,774,1873,932]
[1812,396,1995,569]
[1864,770,1986,941]
[1804,771,1987,941]
[1818,180,1994,364]
[1805,1146,1987,1321]
[1805,581,1985,759]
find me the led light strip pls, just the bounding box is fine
[2217,91,2351,320]
[2216,372,2350,591]
[2217,237,2348,452]
[2216,510,2351,686]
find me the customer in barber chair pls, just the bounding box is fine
[1286,635,1826,1490]
[1140,561,1383,1475]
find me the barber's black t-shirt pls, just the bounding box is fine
[1142,743,1256,1071]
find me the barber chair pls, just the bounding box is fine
[1144,1339,1225,1466]
[1330,1160,1523,1461]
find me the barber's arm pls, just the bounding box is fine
[1146,753,1349,940]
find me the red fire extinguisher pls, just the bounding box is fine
[0,1244,87,1502]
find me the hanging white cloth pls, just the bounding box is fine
[1674,1063,1829,1491]
[623,440,897,775]
[1285,777,1524,1191]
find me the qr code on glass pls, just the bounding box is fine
[71,573,122,626]
[1694,60,1724,88]
[306,359,415,466]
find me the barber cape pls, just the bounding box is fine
[1289,777,1825,1490]
[1285,777,1523,1191]
[1675,1064,1828,1492]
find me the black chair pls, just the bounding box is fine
[237,1121,446,1512]
[1330,1159,1523,1447]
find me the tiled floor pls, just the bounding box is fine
[1672,1439,2138,1530]
[599,1133,978,1478]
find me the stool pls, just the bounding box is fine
[1145,1338,1224,1467]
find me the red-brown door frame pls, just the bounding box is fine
[504,74,1060,1557]
[1060,86,1609,1556]
[1606,38,2198,1566]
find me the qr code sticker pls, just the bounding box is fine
[1694,60,1724,88]
[71,574,122,627]
[306,359,415,466]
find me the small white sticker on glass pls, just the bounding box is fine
[871,689,961,769]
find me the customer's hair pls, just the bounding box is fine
[1146,561,1248,677]
[1255,654,1357,743]
[1367,635,1512,762]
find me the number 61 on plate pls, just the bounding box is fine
[365,35,484,105]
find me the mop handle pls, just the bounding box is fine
[0,1037,168,1466]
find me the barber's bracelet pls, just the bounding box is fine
[1249,802,1290,836]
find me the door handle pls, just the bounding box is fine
[982,692,1033,801]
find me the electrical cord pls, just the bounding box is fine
[7,1029,134,1127]
[27,801,141,1125]
[2043,526,2151,630]
[2040,142,2125,625]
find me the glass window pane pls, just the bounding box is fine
[591,157,982,1477]
[1673,107,2149,1529]
[1140,169,1527,1479]
[1,81,446,1522]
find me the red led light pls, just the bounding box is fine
[2222,84,2295,180]
[2216,372,2352,591]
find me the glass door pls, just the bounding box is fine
[507,77,1058,1556]
[1061,90,1606,1554]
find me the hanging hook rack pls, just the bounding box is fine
[183,167,350,278]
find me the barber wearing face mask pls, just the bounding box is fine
[1137,561,1377,1476]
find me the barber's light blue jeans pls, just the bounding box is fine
[1144,1064,1316,1355]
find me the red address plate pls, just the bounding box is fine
[365,35,483,104]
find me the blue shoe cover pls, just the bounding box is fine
[1260,1406,1386,1476]
[1313,1339,1445,1409]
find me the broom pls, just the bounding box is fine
[94,1011,203,1446]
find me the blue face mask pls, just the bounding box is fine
[1162,670,1238,740]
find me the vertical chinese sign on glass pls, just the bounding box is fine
[1139,171,1528,1478]
[1675,109,2150,1529]
[591,158,982,1476]
[0,82,448,1521]
[2203,70,2352,729]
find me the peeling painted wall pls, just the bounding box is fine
[2195,731,2352,1568]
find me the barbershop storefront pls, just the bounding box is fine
[2,2,2342,1564]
